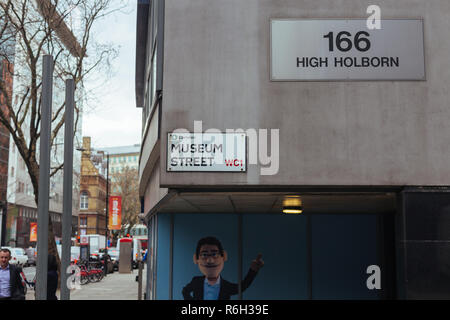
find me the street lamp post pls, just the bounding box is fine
[104,153,109,276]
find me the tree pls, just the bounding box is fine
[110,166,139,241]
[0,0,124,271]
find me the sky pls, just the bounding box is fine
[81,1,141,149]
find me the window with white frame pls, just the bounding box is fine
[80,191,89,209]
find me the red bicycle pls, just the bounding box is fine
[78,261,103,284]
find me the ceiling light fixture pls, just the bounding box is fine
[282,195,303,214]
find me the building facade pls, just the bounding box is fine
[78,137,108,237]
[136,1,450,300]
[99,144,140,185]
[0,53,13,245]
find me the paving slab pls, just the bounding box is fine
[25,266,146,300]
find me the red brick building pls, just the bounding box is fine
[0,59,12,198]
[0,58,13,244]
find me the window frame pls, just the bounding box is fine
[80,191,89,210]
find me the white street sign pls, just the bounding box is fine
[167,133,246,172]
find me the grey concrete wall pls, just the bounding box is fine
[158,0,450,187]
[143,161,168,215]
[139,107,159,196]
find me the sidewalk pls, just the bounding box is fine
[26,266,147,300]
[71,266,145,300]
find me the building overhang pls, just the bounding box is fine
[144,187,398,221]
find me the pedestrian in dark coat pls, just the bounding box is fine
[47,254,58,300]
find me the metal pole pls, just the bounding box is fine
[104,154,109,276]
[238,213,243,300]
[169,213,173,300]
[61,79,74,300]
[138,259,143,300]
[36,55,53,300]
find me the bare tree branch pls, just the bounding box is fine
[111,166,140,236]
[0,0,124,279]
[50,163,64,178]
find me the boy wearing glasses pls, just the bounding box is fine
[182,236,264,300]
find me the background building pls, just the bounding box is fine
[0,59,12,202]
[78,137,108,237]
[99,144,140,188]
[98,143,141,240]
[0,44,14,245]
[136,1,450,300]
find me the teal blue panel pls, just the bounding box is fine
[172,213,239,300]
[242,214,309,299]
[156,213,171,299]
[311,214,379,300]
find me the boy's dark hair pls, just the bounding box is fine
[195,236,224,259]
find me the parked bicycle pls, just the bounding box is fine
[77,260,104,284]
